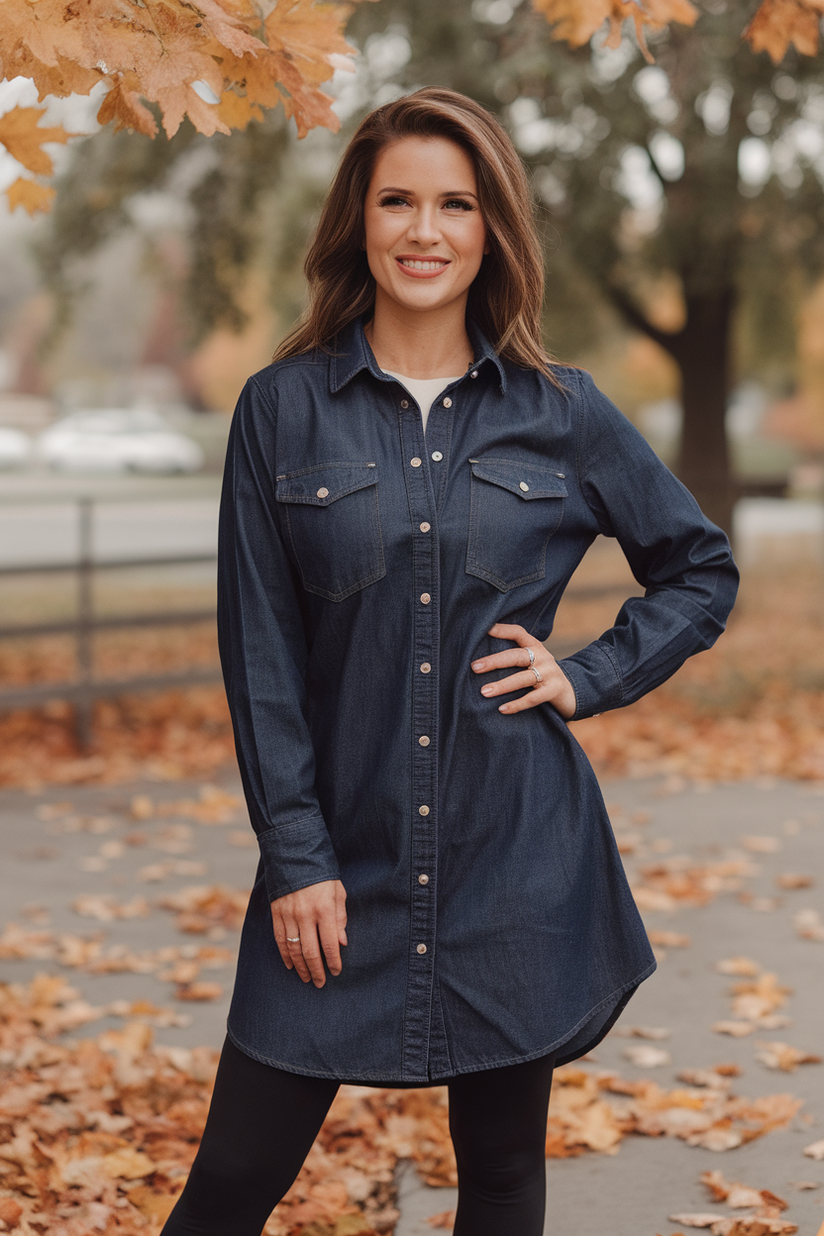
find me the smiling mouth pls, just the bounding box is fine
[397,258,449,271]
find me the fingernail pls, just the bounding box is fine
[472,660,485,670]
[499,704,509,712]
[481,685,493,696]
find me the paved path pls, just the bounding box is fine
[2,775,823,1234]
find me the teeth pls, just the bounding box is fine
[399,259,447,271]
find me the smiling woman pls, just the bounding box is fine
[362,136,488,363]
[161,87,738,1236]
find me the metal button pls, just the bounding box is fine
[418,735,430,746]
[400,399,409,409]
[416,943,427,954]
[470,370,478,379]
[420,522,431,533]
[431,451,443,462]
[420,593,431,605]
[316,487,329,498]
[556,472,565,478]
[443,397,452,408]
[418,873,430,885]
[519,481,530,492]
[420,662,431,674]
[419,805,430,816]
[411,457,422,468]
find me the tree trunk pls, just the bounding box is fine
[673,289,735,537]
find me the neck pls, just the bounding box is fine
[366,296,473,379]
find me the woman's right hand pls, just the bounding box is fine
[270,880,348,988]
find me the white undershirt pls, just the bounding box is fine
[383,371,463,434]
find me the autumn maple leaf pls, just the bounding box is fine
[0,105,73,176]
[743,0,824,62]
[531,0,699,60]
[0,0,372,210]
[0,106,75,214]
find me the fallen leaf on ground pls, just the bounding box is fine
[730,974,791,1021]
[622,1045,672,1067]
[713,1021,757,1037]
[740,835,782,853]
[158,885,249,932]
[138,859,208,881]
[426,1212,456,1229]
[678,1069,737,1089]
[175,981,223,1001]
[72,894,151,921]
[803,1138,824,1160]
[614,1025,672,1039]
[632,857,757,912]
[755,1042,822,1072]
[776,874,814,890]
[700,1169,789,1210]
[669,1214,729,1228]
[648,930,692,948]
[794,910,824,941]
[716,958,762,977]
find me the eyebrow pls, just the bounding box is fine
[376,186,479,200]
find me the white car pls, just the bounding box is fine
[0,426,32,468]
[37,409,204,474]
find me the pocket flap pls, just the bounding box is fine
[469,458,567,500]
[276,462,378,507]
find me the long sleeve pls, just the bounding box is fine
[558,370,739,721]
[217,376,341,901]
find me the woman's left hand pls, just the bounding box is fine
[471,623,576,719]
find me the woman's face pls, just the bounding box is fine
[363,136,488,323]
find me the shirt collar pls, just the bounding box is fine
[328,317,507,395]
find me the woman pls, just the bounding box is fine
[163,87,737,1235]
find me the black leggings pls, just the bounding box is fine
[161,1037,555,1236]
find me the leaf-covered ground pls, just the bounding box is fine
[0,970,813,1236]
[0,562,821,789]
[1,773,823,1231]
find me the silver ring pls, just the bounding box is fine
[526,647,535,666]
[286,936,301,943]
[529,665,542,685]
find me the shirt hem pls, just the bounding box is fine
[225,960,656,1087]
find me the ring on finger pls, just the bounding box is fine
[526,647,535,666]
[286,935,301,943]
[529,665,542,685]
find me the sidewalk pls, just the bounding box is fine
[2,774,823,1234]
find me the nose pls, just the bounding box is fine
[406,204,441,247]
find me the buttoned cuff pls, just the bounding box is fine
[558,642,625,721]
[257,815,341,902]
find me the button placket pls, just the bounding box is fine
[398,406,439,1080]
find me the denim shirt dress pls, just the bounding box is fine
[217,317,738,1085]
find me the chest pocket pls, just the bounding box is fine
[466,458,567,592]
[276,463,386,602]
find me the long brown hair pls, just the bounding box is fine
[274,87,557,377]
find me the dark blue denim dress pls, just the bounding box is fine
[217,317,738,1084]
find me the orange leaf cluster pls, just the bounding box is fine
[531,0,698,60]
[0,105,73,215]
[743,0,824,62]
[0,974,808,1236]
[530,0,822,63]
[0,0,370,212]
